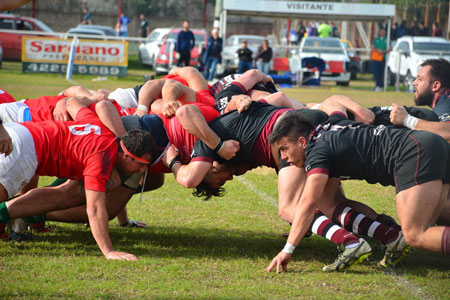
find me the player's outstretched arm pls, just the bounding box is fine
[160,80,198,117]
[94,100,127,137]
[321,95,375,124]
[176,104,239,160]
[85,189,137,261]
[136,79,166,116]
[266,173,328,273]
[163,145,212,188]
[390,103,450,143]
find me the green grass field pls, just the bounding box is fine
[0,62,449,300]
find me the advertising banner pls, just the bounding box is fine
[22,36,128,76]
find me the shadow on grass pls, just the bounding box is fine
[9,225,336,263]
[5,225,450,274]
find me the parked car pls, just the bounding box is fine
[296,36,351,86]
[153,28,207,74]
[0,13,55,61]
[68,24,115,37]
[387,36,450,87]
[138,27,172,68]
[221,34,266,72]
[341,39,361,79]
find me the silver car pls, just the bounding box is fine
[221,34,266,72]
[139,27,171,68]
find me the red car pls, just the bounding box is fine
[154,28,206,74]
[0,14,55,61]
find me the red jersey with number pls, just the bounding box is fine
[24,95,66,122]
[0,88,16,104]
[21,108,118,192]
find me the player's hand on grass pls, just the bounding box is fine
[0,125,13,156]
[105,251,138,261]
[53,100,71,121]
[162,101,181,117]
[390,103,408,126]
[265,251,292,273]
[217,140,240,160]
[120,220,148,228]
[353,107,375,125]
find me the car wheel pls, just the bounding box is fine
[336,81,349,87]
[403,70,414,89]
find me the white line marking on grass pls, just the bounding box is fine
[236,177,278,207]
[384,269,432,300]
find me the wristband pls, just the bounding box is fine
[403,114,418,129]
[213,139,224,152]
[137,104,149,113]
[282,242,296,254]
[169,155,181,170]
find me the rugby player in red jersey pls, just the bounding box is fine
[0,97,156,260]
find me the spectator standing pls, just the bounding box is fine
[432,22,444,37]
[255,39,273,74]
[140,14,150,38]
[116,13,130,37]
[236,40,253,74]
[330,21,339,37]
[418,21,429,36]
[318,21,332,37]
[80,7,92,25]
[176,20,195,67]
[397,20,408,38]
[203,28,222,81]
[391,22,399,40]
[297,21,306,44]
[289,28,298,45]
[370,28,389,92]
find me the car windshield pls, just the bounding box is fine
[147,31,160,42]
[413,42,450,54]
[33,19,54,33]
[302,39,344,54]
[167,32,204,44]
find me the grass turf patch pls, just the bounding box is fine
[0,65,448,299]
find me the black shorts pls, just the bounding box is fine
[214,83,246,114]
[394,130,450,192]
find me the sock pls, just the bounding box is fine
[332,204,399,245]
[22,214,47,224]
[48,178,67,187]
[0,202,11,223]
[309,209,360,248]
[442,227,450,256]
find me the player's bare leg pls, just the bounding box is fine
[396,180,449,253]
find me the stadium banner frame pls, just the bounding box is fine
[21,36,128,77]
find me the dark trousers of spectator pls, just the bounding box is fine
[238,61,253,74]
[370,60,385,88]
[204,57,220,81]
[178,51,191,66]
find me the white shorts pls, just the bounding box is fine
[0,100,29,123]
[0,123,38,198]
[108,88,138,108]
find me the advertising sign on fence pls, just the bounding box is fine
[22,36,128,77]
